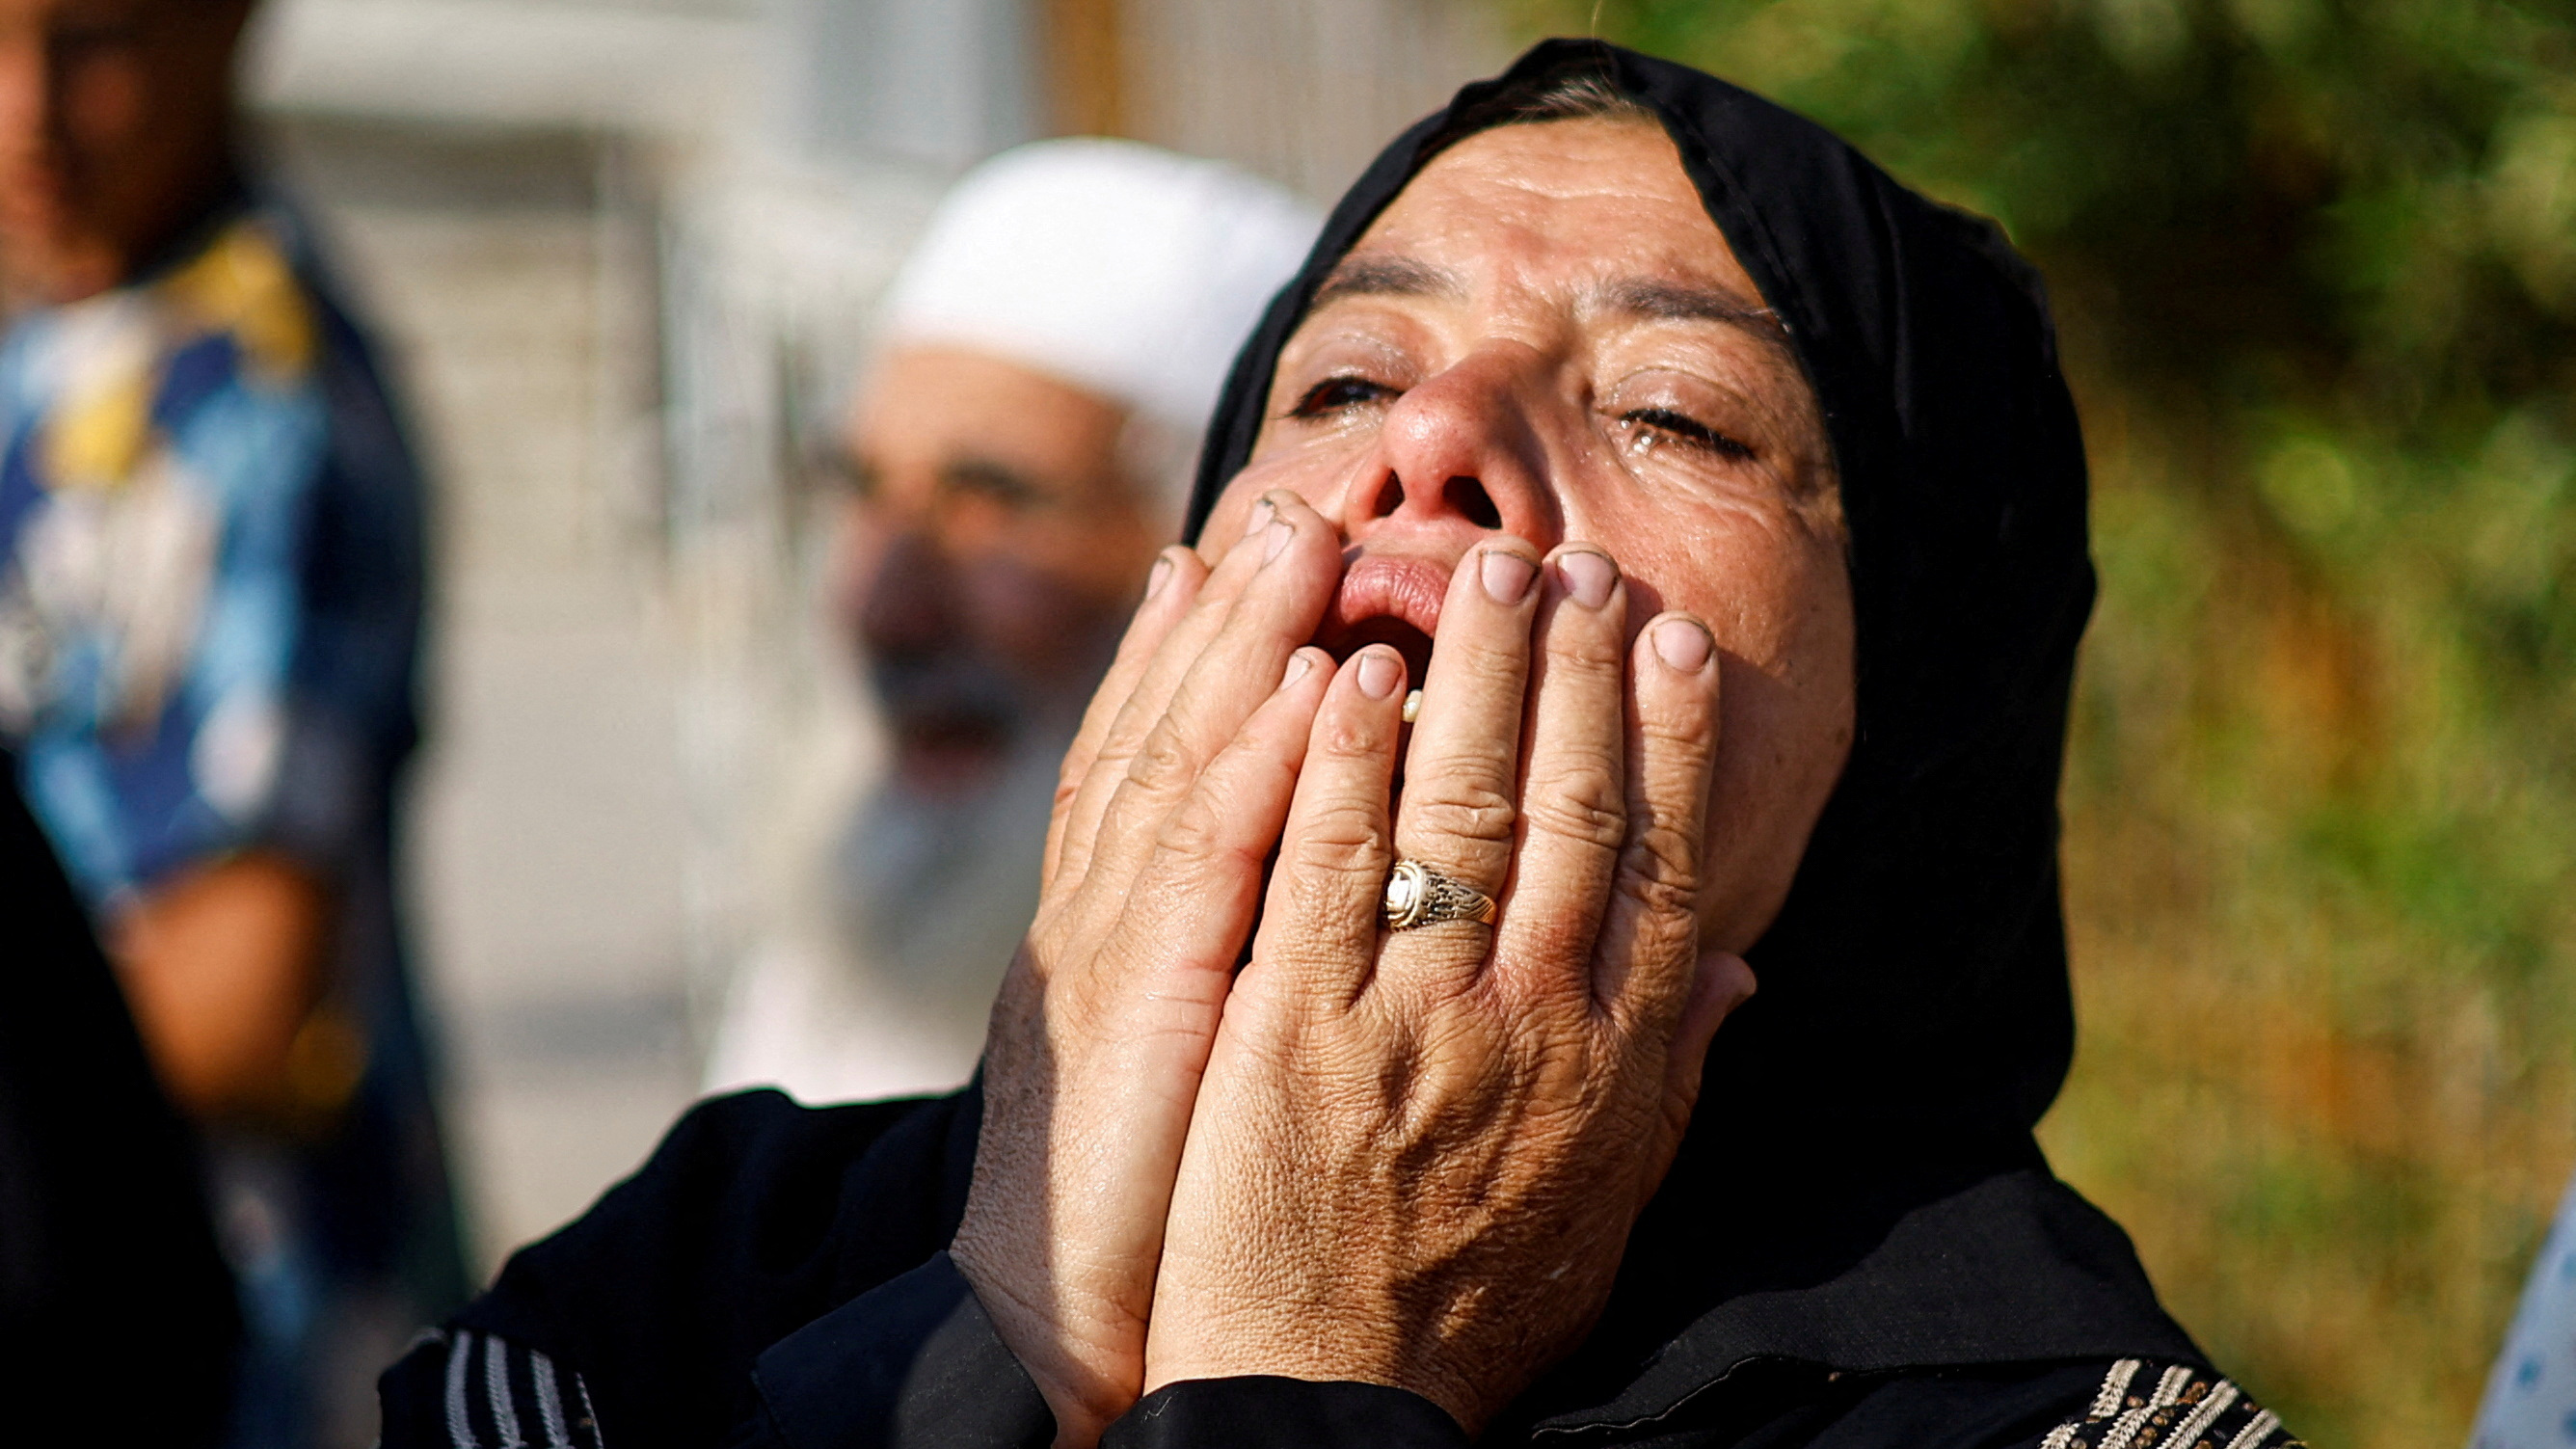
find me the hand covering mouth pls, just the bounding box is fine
[1312,550,1455,685]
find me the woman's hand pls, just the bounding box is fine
[951,493,1345,1447]
[1140,542,1755,1435]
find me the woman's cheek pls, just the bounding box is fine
[1197,492,1256,554]
[1209,451,1348,540]
[1195,469,1295,556]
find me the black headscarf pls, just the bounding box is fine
[1183,39,2201,1425]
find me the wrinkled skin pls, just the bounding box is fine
[952,118,1858,1444]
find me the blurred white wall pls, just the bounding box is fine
[775,0,1038,166]
[1117,0,1502,202]
[252,0,763,138]
[258,116,702,1271]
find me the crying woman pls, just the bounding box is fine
[383,40,2301,1449]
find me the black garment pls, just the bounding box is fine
[0,747,238,1441]
[382,1092,2291,1449]
[385,37,2297,1449]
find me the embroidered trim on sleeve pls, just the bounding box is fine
[2037,1360,2300,1449]
[423,1328,606,1449]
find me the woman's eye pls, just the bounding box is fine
[1621,407,1754,462]
[1288,375,1399,417]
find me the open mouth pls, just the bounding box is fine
[1331,614,1436,688]
[1313,551,1451,688]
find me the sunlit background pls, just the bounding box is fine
[236,2,2573,1445]
[1492,5,2576,1445]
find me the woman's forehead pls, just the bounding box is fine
[1343,119,1760,308]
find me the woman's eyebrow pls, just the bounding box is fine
[1595,277,1791,348]
[1311,255,1463,308]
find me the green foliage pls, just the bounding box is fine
[1492,1,2576,1442]
[1535,0,2576,404]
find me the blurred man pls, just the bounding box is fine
[703,140,1317,1103]
[0,0,461,1443]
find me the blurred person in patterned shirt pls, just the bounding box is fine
[0,0,464,1443]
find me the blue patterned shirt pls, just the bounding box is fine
[0,206,415,905]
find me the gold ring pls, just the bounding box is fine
[1381,858,1498,932]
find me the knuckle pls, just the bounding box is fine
[1151,774,1271,876]
[1123,719,1194,793]
[1636,711,1716,754]
[1522,761,1626,850]
[1404,765,1518,845]
[1525,795,1626,853]
[1314,709,1387,760]
[1545,627,1626,675]
[1153,792,1223,859]
[1288,796,1387,873]
[1615,821,1701,916]
[1450,631,1530,680]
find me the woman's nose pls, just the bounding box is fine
[1342,348,1559,546]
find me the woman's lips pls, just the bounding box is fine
[1315,551,1456,684]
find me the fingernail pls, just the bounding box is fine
[1355,648,1404,700]
[1281,651,1316,686]
[1263,517,1294,561]
[1653,617,1713,673]
[1144,554,1174,600]
[1241,496,1276,538]
[1557,550,1616,609]
[1481,550,1537,604]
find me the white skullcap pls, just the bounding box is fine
[880,138,1322,443]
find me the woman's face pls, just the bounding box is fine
[1200,116,1856,953]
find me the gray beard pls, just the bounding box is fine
[828,714,1074,1020]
